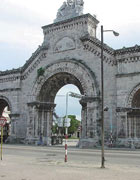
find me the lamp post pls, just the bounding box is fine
[64,91,84,162]
[101,25,119,168]
[64,92,69,162]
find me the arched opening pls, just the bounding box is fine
[127,89,140,138]
[53,84,82,145]
[36,72,84,145]
[28,61,100,147]
[38,72,84,102]
[0,99,11,142]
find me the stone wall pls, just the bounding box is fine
[0,13,140,148]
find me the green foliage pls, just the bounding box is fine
[52,115,80,136]
[68,115,80,135]
[37,67,45,77]
[52,124,58,134]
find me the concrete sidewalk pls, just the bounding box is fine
[0,145,140,180]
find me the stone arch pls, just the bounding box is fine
[0,96,12,116]
[127,83,140,107]
[27,59,100,146]
[126,84,140,140]
[32,59,99,100]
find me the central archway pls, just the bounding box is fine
[38,72,84,102]
[27,60,100,146]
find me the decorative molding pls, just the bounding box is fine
[54,37,76,53]
[0,76,21,83]
[116,107,132,112]
[42,13,99,35]
[0,95,12,112]
[21,46,47,72]
[32,59,99,99]
[81,34,114,55]
[127,83,140,108]
[116,56,140,64]
[115,45,140,55]
[116,71,140,78]
[80,96,100,104]
[0,46,47,83]
[116,107,140,113]
[0,88,21,92]
[27,101,56,110]
[81,37,116,66]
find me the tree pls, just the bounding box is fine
[68,115,80,135]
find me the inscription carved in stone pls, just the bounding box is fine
[54,37,75,52]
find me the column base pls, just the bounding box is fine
[116,138,140,149]
[25,137,52,146]
[5,135,25,144]
[78,138,99,148]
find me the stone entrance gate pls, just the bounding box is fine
[1,1,140,148]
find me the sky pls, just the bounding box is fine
[0,0,140,120]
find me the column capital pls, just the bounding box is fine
[80,96,100,106]
[27,101,56,111]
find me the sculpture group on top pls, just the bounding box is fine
[54,0,84,22]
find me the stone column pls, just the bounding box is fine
[133,116,136,139]
[9,113,20,142]
[26,103,37,143]
[129,117,131,138]
[27,101,55,145]
[79,96,100,148]
[80,100,87,139]
[38,102,55,146]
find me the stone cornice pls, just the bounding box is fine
[116,71,140,78]
[0,68,21,76]
[0,45,47,83]
[42,13,99,34]
[0,88,21,92]
[0,75,21,83]
[0,45,47,76]
[116,56,140,64]
[21,45,47,73]
[81,34,116,66]
[81,34,114,55]
[116,107,140,112]
[27,101,56,110]
[81,35,140,65]
[115,45,140,55]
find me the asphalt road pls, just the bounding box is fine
[1,144,140,180]
[2,144,140,167]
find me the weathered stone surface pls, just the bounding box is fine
[0,8,140,148]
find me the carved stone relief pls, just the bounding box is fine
[54,37,76,53]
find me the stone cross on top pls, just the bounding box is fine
[54,0,84,23]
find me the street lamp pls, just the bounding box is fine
[64,91,83,162]
[101,25,119,168]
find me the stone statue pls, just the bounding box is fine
[57,2,67,17]
[67,0,73,6]
[54,0,84,23]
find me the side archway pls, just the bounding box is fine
[0,96,12,142]
[0,96,12,116]
[127,83,140,108]
[127,84,140,139]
